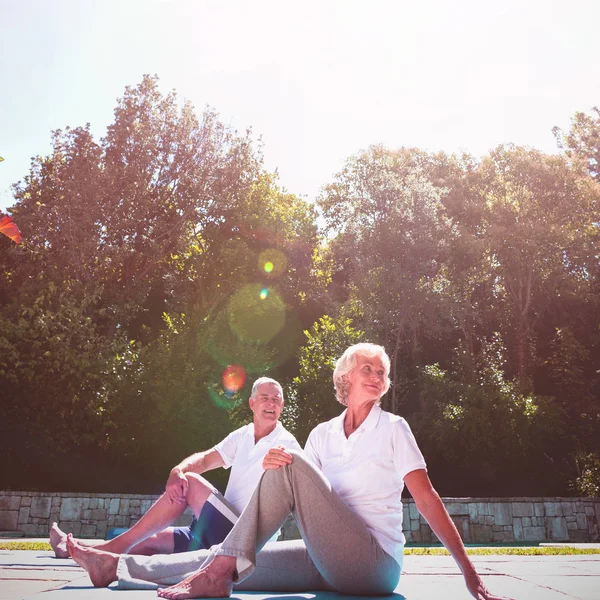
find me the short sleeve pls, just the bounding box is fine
[303,428,322,469]
[392,418,427,480]
[213,428,242,469]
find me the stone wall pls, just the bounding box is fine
[0,491,192,539]
[1,491,599,543]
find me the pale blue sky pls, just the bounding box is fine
[2,0,600,212]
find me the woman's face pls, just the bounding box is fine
[346,354,387,405]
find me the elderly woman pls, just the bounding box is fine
[68,343,510,600]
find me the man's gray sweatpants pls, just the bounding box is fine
[117,451,402,595]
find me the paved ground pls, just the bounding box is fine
[0,546,598,600]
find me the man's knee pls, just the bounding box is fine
[184,473,213,509]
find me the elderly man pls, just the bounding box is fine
[50,377,301,558]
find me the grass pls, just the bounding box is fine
[0,541,598,555]
[405,546,600,556]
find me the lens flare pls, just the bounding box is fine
[258,249,287,278]
[222,364,246,394]
[228,284,285,344]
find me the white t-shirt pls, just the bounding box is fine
[304,404,426,565]
[214,422,302,513]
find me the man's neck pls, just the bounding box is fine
[253,420,278,444]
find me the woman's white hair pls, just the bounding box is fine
[333,343,391,406]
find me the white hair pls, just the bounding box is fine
[251,377,284,401]
[333,343,391,406]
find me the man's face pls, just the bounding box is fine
[249,382,284,425]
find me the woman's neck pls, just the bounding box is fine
[344,400,374,437]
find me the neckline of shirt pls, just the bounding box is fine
[330,403,382,436]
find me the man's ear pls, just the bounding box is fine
[249,397,256,412]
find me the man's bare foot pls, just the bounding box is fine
[66,534,119,588]
[157,555,236,599]
[49,522,69,558]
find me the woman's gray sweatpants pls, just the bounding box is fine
[117,451,402,595]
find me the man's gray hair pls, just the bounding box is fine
[251,377,284,401]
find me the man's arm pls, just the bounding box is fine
[165,449,225,504]
[404,469,512,600]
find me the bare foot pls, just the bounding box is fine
[157,555,236,599]
[49,522,69,558]
[66,534,118,588]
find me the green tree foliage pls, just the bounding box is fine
[291,311,364,443]
[1,81,598,497]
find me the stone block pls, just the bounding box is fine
[119,499,130,515]
[576,513,587,529]
[491,503,512,525]
[410,530,422,543]
[409,502,419,520]
[544,502,562,517]
[97,499,105,509]
[51,497,61,506]
[534,503,544,517]
[83,510,91,520]
[108,498,120,515]
[108,515,116,527]
[548,517,568,540]
[522,517,531,527]
[0,497,21,511]
[21,523,42,536]
[561,502,574,516]
[18,507,30,524]
[114,515,129,528]
[485,515,494,525]
[49,512,60,523]
[129,518,140,528]
[569,529,589,542]
[512,502,534,517]
[589,523,598,541]
[60,498,84,521]
[446,503,468,516]
[130,499,141,507]
[523,526,545,541]
[420,524,432,543]
[130,506,141,516]
[476,502,488,516]
[596,503,600,524]
[59,521,81,536]
[513,518,523,541]
[91,508,107,521]
[567,520,578,531]
[21,497,32,507]
[141,500,152,513]
[80,524,97,538]
[89,498,98,510]
[472,524,492,543]
[410,519,420,531]
[451,517,470,540]
[0,511,19,530]
[96,521,107,539]
[30,497,51,519]
[585,507,595,516]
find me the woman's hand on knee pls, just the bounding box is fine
[262,446,293,470]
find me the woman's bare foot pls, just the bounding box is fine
[66,534,119,588]
[157,555,236,599]
[49,522,69,558]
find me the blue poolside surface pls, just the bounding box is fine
[0,546,598,600]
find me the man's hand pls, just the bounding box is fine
[464,569,513,600]
[165,469,188,505]
[262,446,293,470]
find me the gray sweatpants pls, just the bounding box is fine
[117,451,401,595]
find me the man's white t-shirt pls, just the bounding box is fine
[304,404,426,565]
[214,421,302,513]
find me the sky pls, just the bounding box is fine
[1,0,600,212]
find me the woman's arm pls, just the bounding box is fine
[404,469,512,600]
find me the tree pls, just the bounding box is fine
[318,146,453,413]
